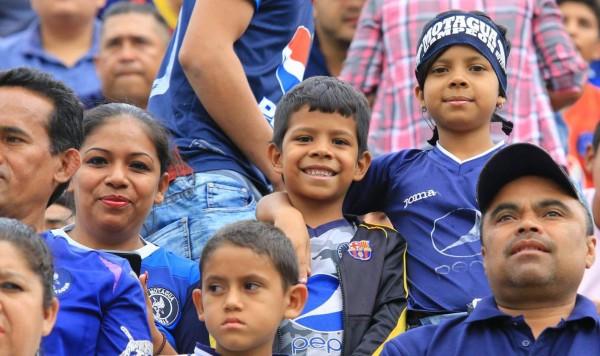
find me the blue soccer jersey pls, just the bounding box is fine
[53,228,206,353]
[40,231,152,355]
[344,142,506,313]
[147,0,314,195]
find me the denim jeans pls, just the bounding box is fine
[142,171,260,261]
[418,312,468,326]
[407,311,468,330]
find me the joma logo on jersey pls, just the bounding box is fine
[404,190,439,208]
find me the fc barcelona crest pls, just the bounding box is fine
[347,240,372,261]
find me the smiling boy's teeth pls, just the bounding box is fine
[305,169,333,176]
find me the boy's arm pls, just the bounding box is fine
[343,154,392,216]
[256,192,311,282]
[355,229,408,355]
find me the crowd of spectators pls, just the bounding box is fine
[0,0,599,355]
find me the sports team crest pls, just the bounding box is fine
[346,240,372,261]
[53,267,72,296]
[149,287,180,326]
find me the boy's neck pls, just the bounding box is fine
[288,194,345,228]
[437,129,496,161]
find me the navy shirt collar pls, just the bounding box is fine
[466,295,599,328]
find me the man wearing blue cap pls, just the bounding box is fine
[382,142,600,354]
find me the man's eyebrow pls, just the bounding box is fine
[488,202,518,217]
[536,199,572,212]
[487,199,574,218]
[0,126,30,137]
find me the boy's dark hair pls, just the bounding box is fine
[101,1,170,35]
[0,217,55,309]
[272,76,371,155]
[557,0,600,36]
[83,103,173,175]
[0,67,84,206]
[200,220,299,290]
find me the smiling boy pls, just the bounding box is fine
[263,76,407,355]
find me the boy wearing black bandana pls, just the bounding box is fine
[257,9,514,333]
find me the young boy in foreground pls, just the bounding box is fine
[191,220,308,355]
[264,76,408,355]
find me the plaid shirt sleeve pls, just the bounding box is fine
[534,0,587,94]
[339,0,384,96]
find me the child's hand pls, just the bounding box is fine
[281,211,312,283]
[138,272,176,355]
[257,192,312,282]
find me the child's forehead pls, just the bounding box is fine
[432,44,491,62]
[202,244,277,274]
[288,107,358,130]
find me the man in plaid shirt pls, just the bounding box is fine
[341,0,587,165]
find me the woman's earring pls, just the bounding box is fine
[421,106,427,113]
[496,102,504,110]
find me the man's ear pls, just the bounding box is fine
[42,297,59,336]
[154,172,170,205]
[592,41,600,62]
[192,288,206,322]
[481,246,488,275]
[353,151,372,181]
[93,54,101,76]
[586,236,597,269]
[54,149,81,185]
[284,284,308,320]
[268,142,284,175]
[585,143,596,175]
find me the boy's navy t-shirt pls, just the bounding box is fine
[344,142,505,314]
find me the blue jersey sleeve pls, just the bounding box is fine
[381,339,405,355]
[39,232,152,355]
[344,150,422,217]
[96,257,153,355]
[344,152,395,215]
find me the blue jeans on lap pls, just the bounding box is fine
[143,171,259,261]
